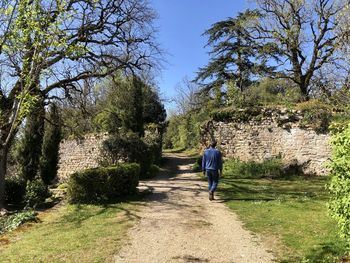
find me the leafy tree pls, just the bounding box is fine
[0,0,159,208]
[196,10,272,93]
[95,75,166,134]
[40,104,61,185]
[143,86,167,125]
[17,100,45,182]
[129,76,145,137]
[198,1,348,101]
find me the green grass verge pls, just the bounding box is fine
[163,148,200,158]
[0,202,140,262]
[219,176,348,262]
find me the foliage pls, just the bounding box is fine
[223,158,283,179]
[39,104,62,185]
[196,9,272,92]
[67,163,140,204]
[148,165,160,178]
[192,156,203,172]
[144,128,164,165]
[219,175,347,262]
[328,122,350,244]
[0,0,160,208]
[296,100,333,132]
[94,75,166,135]
[197,1,348,100]
[210,106,263,122]
[243,78,301,106]
[100,132,160,179]
[17,101,45,181]
[143,86,167,125]
[24,179,50,208]
[0,210,37,234]
[5,176,26,205]
[164,110,209,150]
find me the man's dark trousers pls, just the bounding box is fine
[206,170,219,193]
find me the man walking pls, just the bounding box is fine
[202,140,223,201]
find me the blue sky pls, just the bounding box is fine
[150,0,250,110]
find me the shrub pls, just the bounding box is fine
[296,99,333,132]
[328,122,350,243]
[210,106,263,122]
[223,158,283,179]
[147,164,160,178]
[192,156,202,172]
[100,132,159,179]
[5,176,26,205]
[24,179,50,208]
[144,130,163,165]
[67,163,140,204]
[0,210,37,234]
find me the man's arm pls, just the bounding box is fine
[202,152,206,175]
[218,151,223,177]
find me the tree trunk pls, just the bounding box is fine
[0,147,8,209]
[299,81,310,101]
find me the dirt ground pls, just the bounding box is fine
[114,153,274,263]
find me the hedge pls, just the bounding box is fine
[100,132,161,179]
[67,163,140,204]
[5,176,26,205]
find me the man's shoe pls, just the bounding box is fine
[209,191,213,201]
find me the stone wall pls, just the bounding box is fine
[57,133,108,181]
[201,109,331,175]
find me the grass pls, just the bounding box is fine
[163,148,200,158]
[219,174,348,262]
[0,200,141,262]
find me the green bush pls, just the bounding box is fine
[147,164,160,178]
[328,122,350,243]
[243,78,301,106]
[144,131,163,165]
[223,158,283,179]
[192,156,202,172]
[296,99,333,132]
[24,179,50,208]
[5,176,26,205]
[100,132,160,179]
[67,163,140,204]
[0,210,37,234]
[210,106,264,122]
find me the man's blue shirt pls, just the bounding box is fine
[202,147,222,172]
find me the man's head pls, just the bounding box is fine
[210,140,217,148]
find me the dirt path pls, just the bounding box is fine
[114,153,274,263]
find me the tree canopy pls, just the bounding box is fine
[197,0,349,101]
[0,0,160,208]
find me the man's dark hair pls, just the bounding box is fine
[210,140,217,148]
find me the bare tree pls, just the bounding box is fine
[0,0,160,209]
[254,0,348,100]
[173,77,207,114]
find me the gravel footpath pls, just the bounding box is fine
[114,153,274,263]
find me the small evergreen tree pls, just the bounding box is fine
[17,100,45,181]
[130,76,144,137]
[40,104,61,185]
